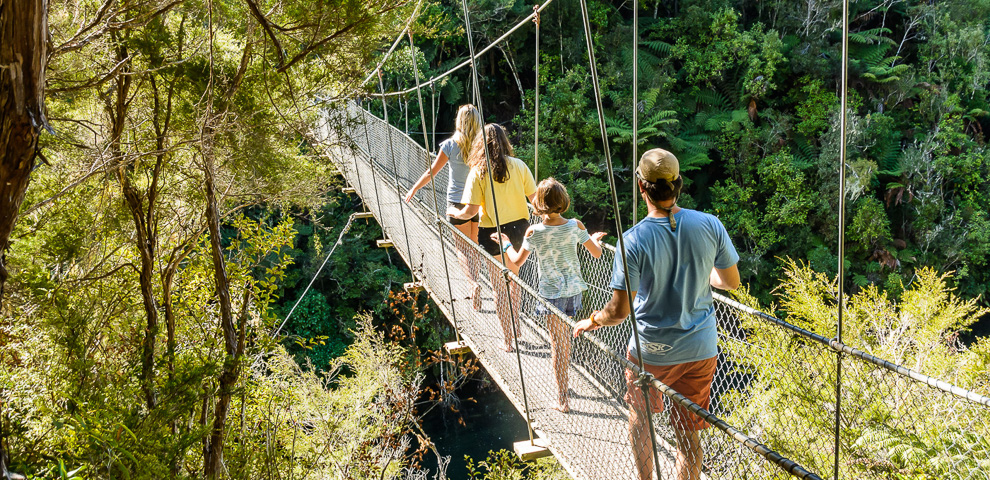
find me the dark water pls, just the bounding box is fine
[417,371,532,478]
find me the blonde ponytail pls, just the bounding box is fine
[453,104,482,163]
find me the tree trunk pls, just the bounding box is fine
[496,45,525,111]
[105,35,162,411]
[1,0,49,475]
[0,0,49,302]
[202,149,239,478]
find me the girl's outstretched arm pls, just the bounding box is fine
[577,220,606,258]
[404,150,449,202]
[492,230,531,266]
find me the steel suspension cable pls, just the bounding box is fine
[533,5,541,180]
[360,0,425,88]
[430,83,437,151]
[834,0,851,475]
[459,0,537,447]
[406,31,463,341]
[377,72,416,267]
[372,0,557,99]
[631,2,639,226]
[576,0,663,475]
[272,213,360,336]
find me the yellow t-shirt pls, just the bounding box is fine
[461,156,537,228]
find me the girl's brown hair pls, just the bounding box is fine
[469,123,513,183]
[532,177,570,215]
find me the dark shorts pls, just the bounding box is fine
[478,218,529,256]
[535,293,583,317]
[447,202,480,226]
[625,355,717,431]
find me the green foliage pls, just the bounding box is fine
[465,450,568,480]
[794,76,838,138]
[849,197,893,250]
[723,263,990,477]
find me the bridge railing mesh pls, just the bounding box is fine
[317,101,989,480]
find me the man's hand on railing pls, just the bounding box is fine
[573,311,604,337]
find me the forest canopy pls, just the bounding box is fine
[373,0,990,317]
[0,0,988,478]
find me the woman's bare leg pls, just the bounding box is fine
[453,221,481,308]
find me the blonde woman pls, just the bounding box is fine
[404,104,483,307]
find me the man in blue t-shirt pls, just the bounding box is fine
[574,149,740,480]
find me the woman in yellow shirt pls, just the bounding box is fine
[449,123,536,351]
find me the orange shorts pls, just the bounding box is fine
[624,354,717,431]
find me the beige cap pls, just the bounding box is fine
[636,148,679,183]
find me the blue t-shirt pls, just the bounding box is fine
[440,139,472,203]
[521,219,592,299]
[609,209,739,366]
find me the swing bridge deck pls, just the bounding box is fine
[317,102,990,480]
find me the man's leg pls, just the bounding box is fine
[626,367,657,480]
[672,427,702,480]
[667,356,716,480]
[628,390,655,480]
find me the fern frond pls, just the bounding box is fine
[693,90,731,110]
[641,88,661,111]
[848,27,894,45]
[641,40,674,57]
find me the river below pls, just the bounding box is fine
[417,369,532,478]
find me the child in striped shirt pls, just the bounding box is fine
[496,178,605,412]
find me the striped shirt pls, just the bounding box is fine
[521,219,591,299]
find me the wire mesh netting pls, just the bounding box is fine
[316,101,990,480]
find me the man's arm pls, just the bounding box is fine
[710,264,740,291]
[573,289,635,337]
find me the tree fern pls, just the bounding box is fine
[793,136,819,169]
[693,89,731,111]
[640,40,674,57]
[440,76,463,104]
[848,27,895,46]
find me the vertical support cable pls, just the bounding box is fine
[350,100,369,214]
[460,0,537,446]
[631,1,639,226]
[533,5,541,180]
[577,0,662,476]
[359,101,385,221]
[376,72,415,270]
[834,0,850,477]
[430,84,437,150]
[407,30,463,341]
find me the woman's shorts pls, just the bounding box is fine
[447,202,480,226]
[478,218,529,256]
[535,293,583,317]
[624,355,717,431]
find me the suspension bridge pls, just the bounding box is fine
[315,101,990,480]
[304,0,989,478]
